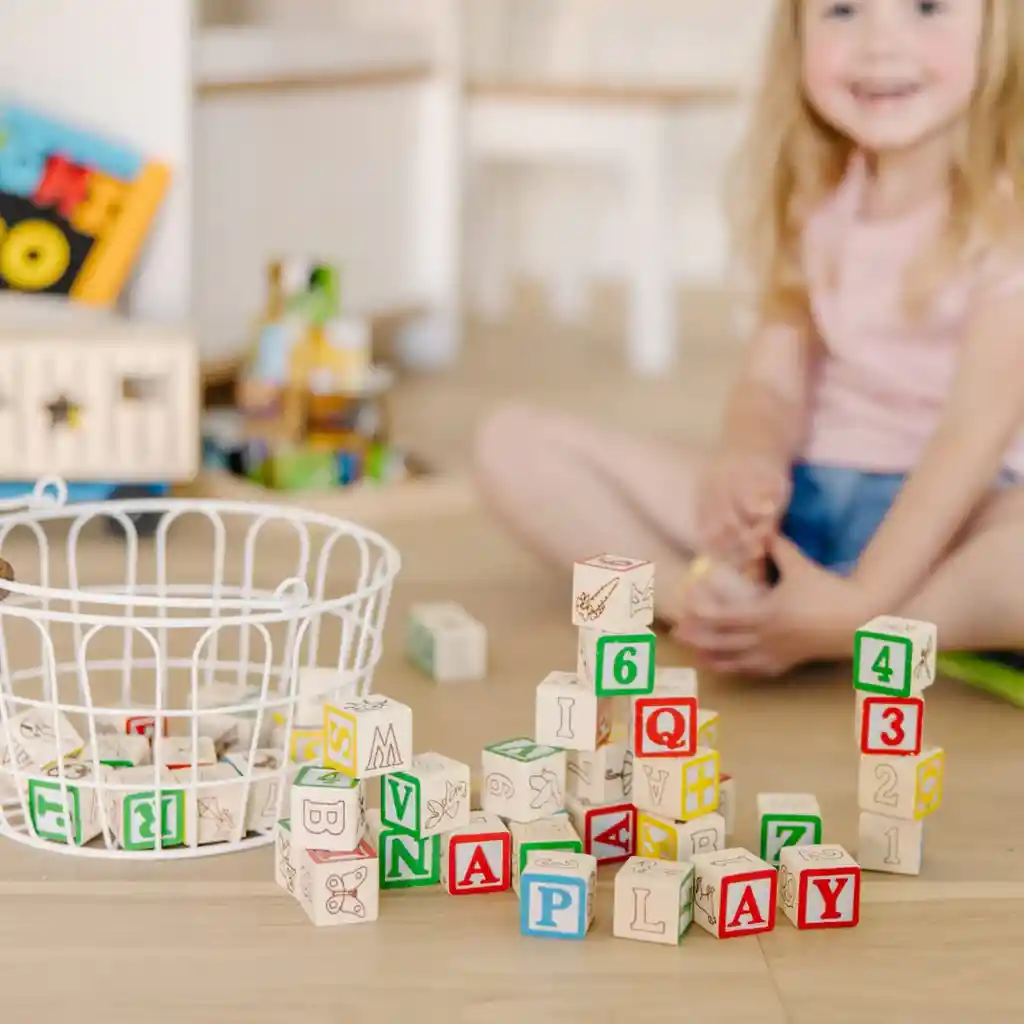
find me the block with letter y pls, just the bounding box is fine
[778,844,861,930]
[520,850,598,940]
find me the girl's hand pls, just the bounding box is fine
[696,453,791,564]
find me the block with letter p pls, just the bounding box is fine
[520,850,598,940]
[323,695,412,779]
[691,847,777,939]
[778,844,861,930]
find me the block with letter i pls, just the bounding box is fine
[508,814,583,893]
[572,554,654,631]
[290,766,365,852]
[439,812,511,895]
[535,671,613,752]
[853,616,936,697]
[480,737,566,823]
[380,752,470,839]
[365,809,441,889]
[613,856,694,945]
[519,849,598,940]
[756,792,822,867]
[691,847,778,939]
[323,694,413,779]
[565,795,636,864]
[778,844,861,930]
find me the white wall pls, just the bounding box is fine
[0,0,193,324]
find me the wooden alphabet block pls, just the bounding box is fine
[854,690,867,743]
[859,696,924,756]
[323,694,413,779]
[577,627,656,697]
[856,811,924,875]
[1,707,83,781]
[636,809,725,860]
[778,844,861,929]
[756,792,823,866]
[631,747,719,821]
[565,795,636,864]
[154,735,217,771]
[195,761,248,845]
[858,747,945,820]
[853,615,936,696]
[275,818,297,896]
[78,733,150,769]
[407,602,487,683]
[509,813,584,893]
[223,748,293,833]
[519,849,598,940]
[25,761,111,845]
[480,737,566,823]
[297,838,380,926]
[566,736,628,804]
[380,751,470,839]
[290,765,366,852]
[94,708,168,740]
[295,666,358,723]
[653,666,698,699]
[192,680,258,755]
[535,671,613,752]
[365,808,441,888]
[572,553,654,631]
[697,708,720,748]
[718,774,736,835]
[692,847,778,939]
[630,691,697,757]
[612,855,694,945]
[272,724,324,764]
[439,811,512,894]
[105,766,196,851]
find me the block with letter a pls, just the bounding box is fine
[778,844,861,930]
[565,795,636,864]
[323,694,413,779]
[859,696,924,756]
[612,855,695,945]
[691,847,778,939]
[439,812,511,895]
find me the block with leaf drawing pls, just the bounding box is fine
[323,694,413,779]
[572,554,654,631]
[380,752,470,839]
[480,737,566,823]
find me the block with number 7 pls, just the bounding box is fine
[859,696,924,756]
[853,616,936,697]
[577,627,656,697]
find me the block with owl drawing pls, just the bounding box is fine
[571,553,655,631]
[290,764,366,852]
[296,837,380,927]
[481,737,567,823]
[380,751,470,840]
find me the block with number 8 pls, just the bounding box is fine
[859,696,924,756]
[858,747,945,821]
[853,616,936,698]
[577,628,656,697]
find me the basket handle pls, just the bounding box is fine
[0,476,69,514]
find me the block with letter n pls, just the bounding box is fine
[612,855,695,945]
[577,627,656,698]
[380,752,470,840]
[439,812,511,895]
[778,844,861,930]
[756,792,823,867]
[365,809,440,889]
[519,850,598,940]
[853,616,936,697]
[691,847,778,939]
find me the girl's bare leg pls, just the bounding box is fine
[473,403,705,614]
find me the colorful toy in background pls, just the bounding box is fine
[203,259,407,492]
[0,103,171,305]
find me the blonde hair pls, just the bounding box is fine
[727,0,1024,322]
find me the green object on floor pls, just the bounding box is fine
[937,652,1024,707]
[264,448,338,491]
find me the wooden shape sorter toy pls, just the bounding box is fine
[691,847,778,939]
[565,796,636,864]
[572,554,655,631]
[853,616,936,697]
[323,694,413,779]
[380,752,470,839]
[636,809,725,861]
[577,627,656,697]
[535,671,613,752]
[509,814,583,893]
[612,856,695,945]
[631,747,720,822]
[778,844,861,930]
[857,747,945,821]
[756,793,823,867]
[290,766,366,852]
[407,602,488,683]
[480,737,567,823]
[439,812,512,895]
[297,838,380,927]
[519,850,598,940]
[366,809,441,890]
[859,696,925,756]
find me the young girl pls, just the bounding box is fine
[473,0,1024,684]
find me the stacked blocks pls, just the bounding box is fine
[853,616,943,876]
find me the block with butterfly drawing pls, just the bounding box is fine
[565,795,637,865]
[535,671,614,752]
[508,813,584,893]
[691,847,778,939]
[778,844,861,930]
[290,765,366,852]
[439,811,512,895]
[366,808,441,889]
[577,627,656,698]
[853,615,936,698]
[323,694,413,780]
[631,747,720,822]
[380,752,470,839]
[296,838,380,927]
[480,737,567,823]
[572,554,655,631]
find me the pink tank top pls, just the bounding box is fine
[800,153,1024,475]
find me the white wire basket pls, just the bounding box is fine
[0,477,401,860]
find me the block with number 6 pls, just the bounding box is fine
[577,628,656,697]
[858,748,945,821]
[859,696,924,756]
[778,844,860,930]
[853,616,936,697]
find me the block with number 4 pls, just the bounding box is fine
[577,628,656,697]
[858,748,945,820]
[481,737,566,823]
[636,809,725,861]
[854,616,936,697]
[756,793,822,866]
[631,691,697,757]
[535,671,613,752]
[857,811,924,875]
[290,765,365,852]
[440,812,511,895]
[520,850,598,940]
[323,695,413,779]
[631,748,719,822]
[613,855,694,945]
[572,554,655,631]
[778,844,861,929]
[509,813,583,892]
[565,795,636,864]
[692,847,778,939]
[380,752,470,839]
[859,696,924,756]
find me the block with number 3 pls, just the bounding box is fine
[853,616,936,697]
[859,696,924,756]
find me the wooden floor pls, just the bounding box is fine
[3,293,1023,1022]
